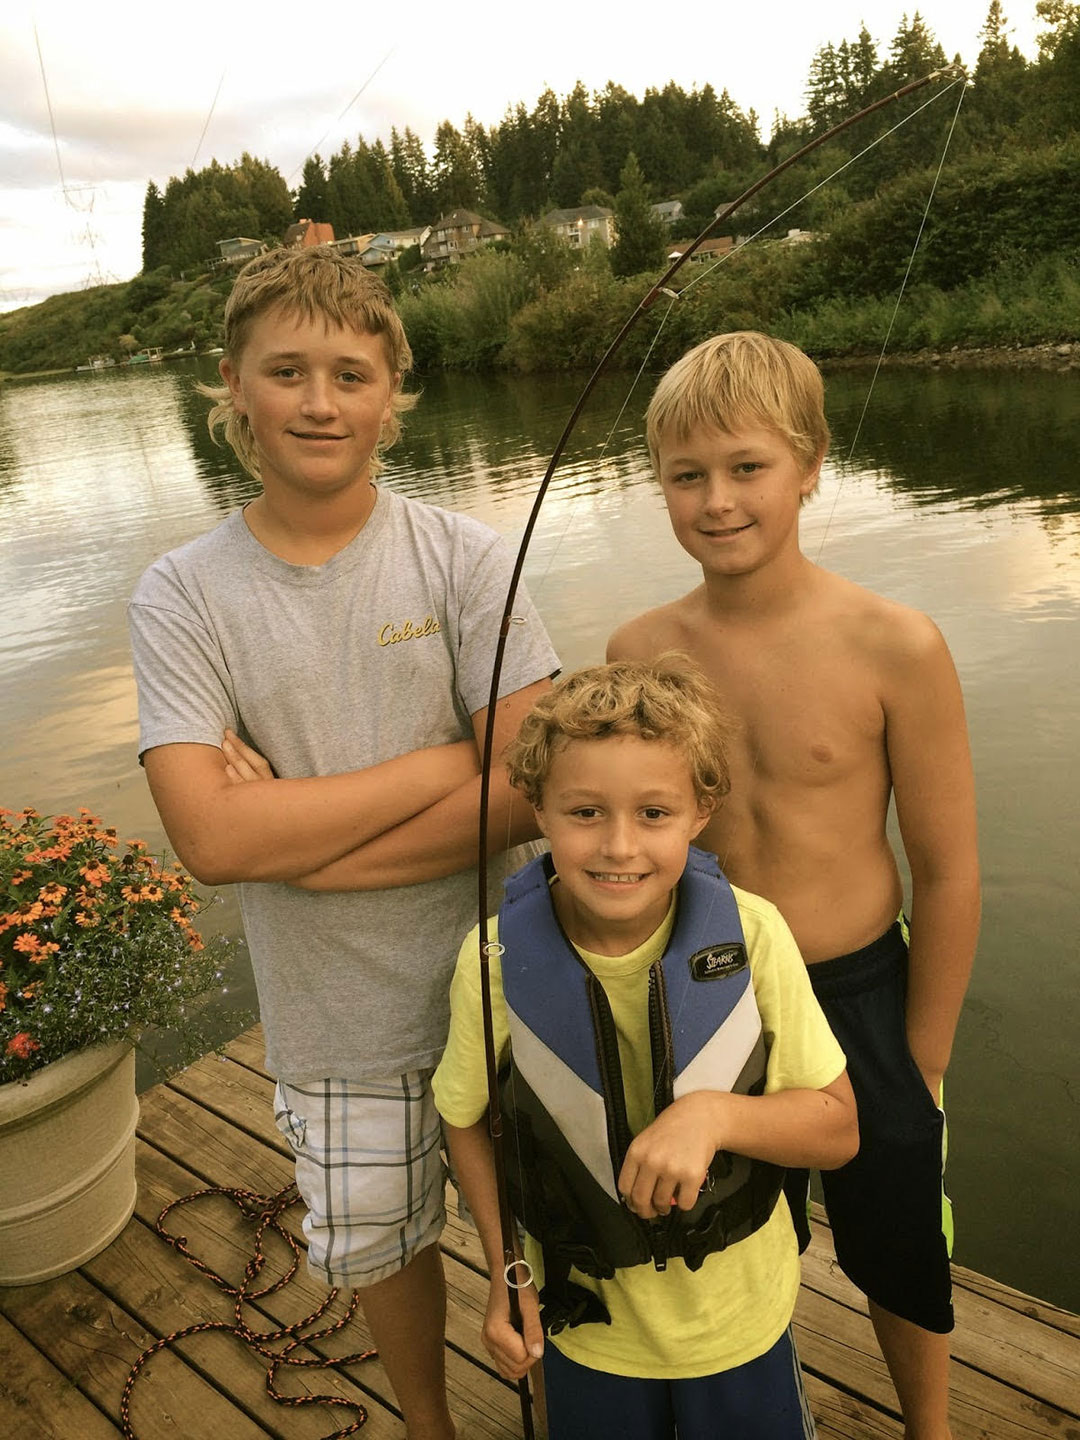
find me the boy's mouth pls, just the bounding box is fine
[702,521,753,537]
[290,429,345,441]
[588,871,646,884]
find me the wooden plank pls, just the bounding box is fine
[0,1269,272,1440]
[0,1312,123,1439]
[221,1025,270,1078]
[799,1219,1080,1417]
[796,1286,1077,1440]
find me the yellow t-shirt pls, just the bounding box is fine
[432,882,846,1379]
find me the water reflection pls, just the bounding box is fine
[0,361,1077,1313]
[828,366,1080,517]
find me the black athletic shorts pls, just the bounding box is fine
[784,920,954,1334]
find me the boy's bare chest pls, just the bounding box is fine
[687,630,886,789]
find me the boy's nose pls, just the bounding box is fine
[600,816,637,860]
[701,478,736,514]
[299,380,338,419]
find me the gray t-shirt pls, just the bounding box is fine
[128,485,559,1082]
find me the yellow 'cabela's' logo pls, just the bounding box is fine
[378,615,441,646]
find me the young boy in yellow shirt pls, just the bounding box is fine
[609,332,980,1439]
[433,659,857,1439]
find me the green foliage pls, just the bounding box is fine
[610,153,668,279]
[142,153,292,275]
[397,250,533,370]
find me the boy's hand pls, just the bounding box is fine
[221,728,276,783]
[618,1092,722,1219]
[482,1272,544,1381]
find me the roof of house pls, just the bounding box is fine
[541,206,613,225]
[431,209,509,235]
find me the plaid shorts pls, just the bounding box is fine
[273,1069,447,1289]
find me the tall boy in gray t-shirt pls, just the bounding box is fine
[129,247,557,1440]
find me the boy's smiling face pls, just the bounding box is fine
[535,734,711,956]
[220,307,397,502]
[657,421,820,579]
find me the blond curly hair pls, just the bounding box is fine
[505,657,734,809]
[200,245,416,480]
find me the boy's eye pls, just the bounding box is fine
[734,461,762,475]
[669,469,703,485]
[641,807,669,821]
[339,370,363,383]
[571,806,601,820]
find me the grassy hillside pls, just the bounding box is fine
[0,268,230,376]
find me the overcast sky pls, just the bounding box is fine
[0,0,1041,312]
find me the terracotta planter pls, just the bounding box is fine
[0,1042,138,1285]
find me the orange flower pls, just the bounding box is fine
[37,882,68,904]
[13,934,44,958]
[79,861,111,888]
[10,869,32,885]
[121,884,147,903]
[0,979,7,1012]
[187,933,205,952]
[5,1032,40,1059]
[74,910,99,928]
[15,901,44,924]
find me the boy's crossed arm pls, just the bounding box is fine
[144,734,480,886]
[163,676,551,890]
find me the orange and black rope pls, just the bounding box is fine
[120,1182,377,1440]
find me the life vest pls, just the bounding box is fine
[497,845,783,1333]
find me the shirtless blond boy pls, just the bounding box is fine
[608,332,980,1440]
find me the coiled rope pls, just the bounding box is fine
[120,1181,376,1440]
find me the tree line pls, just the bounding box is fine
[140,3,1080,282]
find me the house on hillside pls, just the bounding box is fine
[541,205,615,249]
[284,219,335,248]
[421,210,510,267]
[332,227,430,268]
[667,236,735,266]
[652,200,683,227]
[216,237,267,266]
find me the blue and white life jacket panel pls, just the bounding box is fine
[497,845,783,1330]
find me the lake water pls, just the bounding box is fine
[1,355,1077,1312]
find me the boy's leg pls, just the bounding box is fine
[542,1343,674,1440]
[808,928,955,1440]
[868,1304,951,1440]
[670,1326,815,1440]
[274,1071,454,1438]
[357,1241,454,1439]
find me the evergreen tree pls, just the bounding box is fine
[432,120,481,213]
[390,126,435,222]
[294,155,332,223]
[610,152,668,278]
[141,181,168,271]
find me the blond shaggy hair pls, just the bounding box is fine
[646,331,830,486]
[505,657,734,809]
[200,245,416,480]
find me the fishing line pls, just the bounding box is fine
[677,77,965,302]
[520,294,679,612]
[814,76,968,561]
[191,70,227,169]
[287,49,396,185]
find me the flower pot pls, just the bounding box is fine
[0,1041,138,1285]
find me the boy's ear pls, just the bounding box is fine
[690,799,715,841]
[533,806,549,839]
[219,356,246,414]
[799,448,826,498]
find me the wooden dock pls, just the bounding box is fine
[2,1026,1077,1439]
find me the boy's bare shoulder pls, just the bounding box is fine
[607,589,707,660]
[820,570,955,682]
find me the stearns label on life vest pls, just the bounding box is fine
[688,943,748,982]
